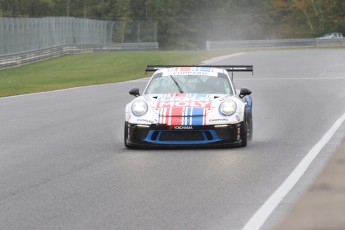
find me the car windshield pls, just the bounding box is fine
[145,74,232,94]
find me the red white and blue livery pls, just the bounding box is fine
[125,65,253,148]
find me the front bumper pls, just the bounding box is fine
[125,122,245,147]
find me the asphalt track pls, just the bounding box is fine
[1,48,345,230]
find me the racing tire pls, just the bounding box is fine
[239,117,248,147]
[124,122,133,148]
[247,113,253,141]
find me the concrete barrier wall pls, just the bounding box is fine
[0,42,159,69]
[206,38,345,50]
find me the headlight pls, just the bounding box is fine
[219,100,237,116]
[131,99,148,116]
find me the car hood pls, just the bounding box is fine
[126,93,244,126]
[146,93,226,117]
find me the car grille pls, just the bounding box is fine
[130,124,240,145]
[152,131,213,141]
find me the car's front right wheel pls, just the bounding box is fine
[239,120,248,147]
[247,112,253,141]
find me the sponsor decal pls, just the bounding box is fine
[157,94,212,108]
[164,67,216,75]
[137,119,155,123]
[236,115,240,121]
[165,71,211,76]
[169,126,194,130]
[209,118,229,122]
[158,101,210,108]
[174,126,194,130]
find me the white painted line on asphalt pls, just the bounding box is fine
[202,53,245,64]
[236,77,345,81]
[241,111,345,230]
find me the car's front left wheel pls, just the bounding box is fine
[124,122,132,148]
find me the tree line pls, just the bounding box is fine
[1,0,345,49]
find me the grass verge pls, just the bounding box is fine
[0,50,237,98]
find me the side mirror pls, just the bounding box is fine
[129,88,140,97]
[239,88,252,98]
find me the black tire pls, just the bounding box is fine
[247,113,253,141]
[240,119,248,147]
[124,122,132,148]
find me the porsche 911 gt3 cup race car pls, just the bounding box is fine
[124,65,253,148]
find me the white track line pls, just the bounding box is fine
[236,77,345,81]
[242,111,345,230]
[202,53,245,64]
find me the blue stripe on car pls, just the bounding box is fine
[144,130,221,144]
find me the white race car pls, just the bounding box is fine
[125,65,253,148]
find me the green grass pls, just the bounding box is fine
[0,50,237,97]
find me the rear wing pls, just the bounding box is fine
[146,65,254,75]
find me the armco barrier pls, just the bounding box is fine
[206,38,345,50]
[0,42,158,69]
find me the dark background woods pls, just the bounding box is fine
[1,0,344,49]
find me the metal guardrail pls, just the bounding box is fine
[206,38,345,50]
[0,42,158,69]
[0,17,159,69]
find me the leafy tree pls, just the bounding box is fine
[1,0,345,48]
[270,0,345,37]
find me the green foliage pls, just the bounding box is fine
[0,0,344,47]
[271,0,345,37]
